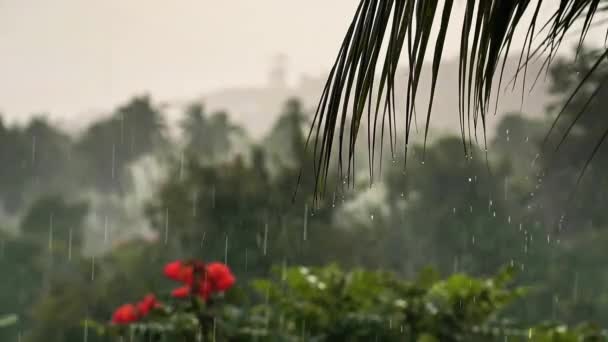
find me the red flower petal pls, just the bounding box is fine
[197,279,213,300]
[206,262,236,292]
[111,304,139,325]
[136,294,159,316]
[164,261,181,279]
[164,260,194,284]
[171,285,191,298]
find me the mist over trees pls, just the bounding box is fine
[1,49,608,340]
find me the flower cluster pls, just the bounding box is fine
[110,260,235,325]
[111,294,160,325]
[164,260,235,300]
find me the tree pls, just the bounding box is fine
[0,116,74,213]
[537,47,608,232]
[264,98,309,170]
[310,0,608,188]
[180,103,244,164]
[76,95,167,192]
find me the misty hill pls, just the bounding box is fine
[200,54,552,140]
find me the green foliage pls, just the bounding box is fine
[239,265,523,341]
[312,0,607,188]
[90,265,605,341]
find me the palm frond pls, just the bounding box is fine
[307,0,608,197]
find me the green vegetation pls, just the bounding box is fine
[93,265,606,341]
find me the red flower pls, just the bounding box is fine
[171,285,191,298]
[164,261,194,284]
[111,304,139,325]
[197,278,213,300]
[166,260,235,301]
[206,262,236,292]
[136,294,160,316]
[170,280,213,300]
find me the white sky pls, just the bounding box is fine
[0,1,362,124]
[0,1,602,127]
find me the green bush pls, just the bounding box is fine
[91,264,605,341]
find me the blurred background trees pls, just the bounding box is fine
[1,48,608,340]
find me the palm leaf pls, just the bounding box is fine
[307,0,608,196]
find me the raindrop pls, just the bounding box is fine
[91,256,95,281]
[303,204,308,241]
[31,135,36,163]
[111,143,116,179]
[83,319,88,342]
[48,213,54,252]
[200,231,206,247]
[468,177,472,182]
[68,228,73,261]
[193,190,199,217]
[573,272,579,302]
[211,185,216,209]
[179,151,185,181]
[164,207,169,244]
[263,223,269,256]
[531,153,539,167]
[370,214,374,221]
[281,259,287,281]
[224,234,229,265]
[103,215,109,244]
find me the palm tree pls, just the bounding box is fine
[310,0,608,192]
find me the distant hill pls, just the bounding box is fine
[200,54,552,140]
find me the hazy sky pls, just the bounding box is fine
[0,1,363,125]
[0,1,601,128]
